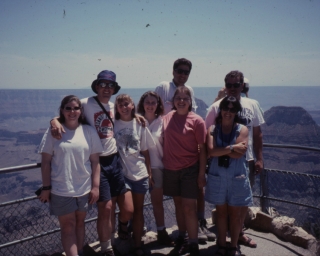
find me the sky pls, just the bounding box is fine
[1,0,320,89]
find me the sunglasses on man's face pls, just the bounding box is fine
[221,106,238,113]
[225,82,241,89]
[174,69,190,76]
[98,82,115,89]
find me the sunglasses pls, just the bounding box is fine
[174,69,190,75]
[225,82,241,89]
[98,82,116,89]
[174,97,191,102]
[64,106,81,111]
[221,106,238,113]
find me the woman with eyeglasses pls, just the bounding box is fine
[38,95,103,256]
[162,86,207,255]
[205,96,252,256]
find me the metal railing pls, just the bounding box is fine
[0,143,319,255]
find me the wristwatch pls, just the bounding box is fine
[230,145,234,152]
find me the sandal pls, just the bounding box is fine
[238,235,257,248]
[134,247,146,256]
[227,246,241,256]
[118,219,130,240]
[214,245,227,256]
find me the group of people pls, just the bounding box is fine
[37,58,264,256]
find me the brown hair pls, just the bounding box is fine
[173,58,192,71]
[224,70,244,84]
[137,91,164,116]
[172,86,192,112]
[114,94,136,120]
[58,95,86,124]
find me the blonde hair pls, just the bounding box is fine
[114,94,135,120]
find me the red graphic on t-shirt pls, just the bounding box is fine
[94,111,113,139]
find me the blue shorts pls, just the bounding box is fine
[50,193,92,216]
[125,177,149,194]
[98,153,127,202]
[205,158,253,207]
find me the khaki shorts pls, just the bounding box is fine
[151,168,164,188]
[163,163,199,199]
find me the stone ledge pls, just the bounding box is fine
[212,207,320,256]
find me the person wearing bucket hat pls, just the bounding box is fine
[91,70,121,95]
[50,70,133,256]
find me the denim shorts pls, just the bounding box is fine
[205,158,253,207]
[50,193,92,216]
[125,177,149,194]
[163,163,199,199]
[98,153,127,202]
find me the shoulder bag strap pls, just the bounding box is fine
[93,96,115,128]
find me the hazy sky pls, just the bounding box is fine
[1,0,320,89]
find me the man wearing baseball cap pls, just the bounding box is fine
[51,70,133,256]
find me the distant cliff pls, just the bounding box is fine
[262,106,320,147]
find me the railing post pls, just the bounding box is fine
[260,168,270,214]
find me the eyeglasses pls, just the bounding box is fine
[221,106,238,113]
[174,69,190,75]
[225,82,241,89]
[98,82,115,89]
[64,106,81,111]
[144,101,157,106]
[118,102,132,108]
[174,97,191,102]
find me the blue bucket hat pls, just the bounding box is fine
[91,70,121,95]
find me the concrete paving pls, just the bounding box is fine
[141,226,314,256]
[89,219,315,256]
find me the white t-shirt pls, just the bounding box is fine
[147,117,164,169]
[38,124,103,197]
[155,80,197,115]
[205,97,265,161]
[114,119,155,181]
[81,97,117,156]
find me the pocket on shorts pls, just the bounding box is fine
[231,175,251,198]
[205,175,221,203]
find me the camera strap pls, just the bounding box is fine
[218,121,235,147]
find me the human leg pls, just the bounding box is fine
[75,211,87,253]
[132,192,145,249]
[228,205,242,248]
[114,190,134,239]
[238,206,257,248]
[97,200,113,251]
[58,212,78,256]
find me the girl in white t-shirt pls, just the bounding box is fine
[113,94,154,256]
[137,91,173,246]
[38,95,102,256]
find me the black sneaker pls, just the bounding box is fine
[171,236,188,255]
[157,228,174,246]
[189,243,199,256]
[199,218,216,241]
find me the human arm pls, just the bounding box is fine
[88,153,100,204]
[50,117,65,140]
[253,125,263,174]
[198,143,207,189]
[135,114,146,127]
[213,87,226,103]
[206,125,248,159]
[39,153,52,203]
[141,150,154,187]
